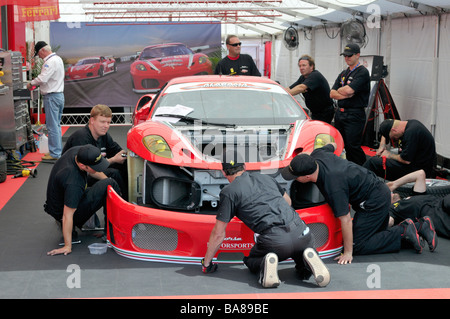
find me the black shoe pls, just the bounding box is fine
[417,216,437,252]
[400,219,423,253]
[303,248,330,287]
[258,253,280,288]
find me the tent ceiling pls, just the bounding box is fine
[59,0,450,35]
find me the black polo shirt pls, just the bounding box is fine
[216,171,296,234]
[289,69,333,114]
[312,144,381,217]
[331,65,370,109]
[397,120,436,171]
[44,146,87,218]
[214,54,261,76]
[62,124,122,159]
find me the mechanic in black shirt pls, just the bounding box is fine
[363,119,437,181]
[201,150,330,288]
[282,144,436,265]
[287,55,334,124]
[44,145,120,256]
[62,104,127,199]
[387,169,446,242]
[330,43,371,166]
[214,35,261,76]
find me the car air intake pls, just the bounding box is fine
[308,223,329,248]
[132,223,178,251]
[150,176,201,210]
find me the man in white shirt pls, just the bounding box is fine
[27,41,65,160]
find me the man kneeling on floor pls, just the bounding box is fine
[282,143,437,265]
[44,144,120,256]
[201,150,330,288]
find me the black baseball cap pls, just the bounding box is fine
[281,154,317,180]
[34,41,47,56]
[340,43,360,56]
[379,119,394,141]
[77,145,109,172]
[221,149,244,171]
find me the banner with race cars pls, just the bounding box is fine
[49,22,221,109]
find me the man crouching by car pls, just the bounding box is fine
[201,149,330,288]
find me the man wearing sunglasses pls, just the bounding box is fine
[330,43,370,166]
[214,35,261,76]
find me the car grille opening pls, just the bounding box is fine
[309,223,329,248]
[142,79,160,89]
[132,223,178,251]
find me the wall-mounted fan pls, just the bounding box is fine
[340,19,367,48]
[283,26,299,51]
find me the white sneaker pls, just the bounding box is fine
[303,248,330,287]
[259,253,280,288]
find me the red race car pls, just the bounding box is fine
[107,75,344,264]
[130,43,212,93]
[65,56,116,81]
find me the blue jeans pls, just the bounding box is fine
[44,92,65,158]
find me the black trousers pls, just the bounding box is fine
[46,178,120,229]
[334,108,367,166]
[311,107,335,124]
[363,156,431,181]
[243,217,314,273]
[352,181,403,255]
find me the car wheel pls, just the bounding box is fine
[395,179,450,198]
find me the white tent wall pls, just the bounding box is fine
[387,13,450,160]
[271,13,450,161]
[437,14,450,161]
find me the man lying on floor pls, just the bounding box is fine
[388,169,450,240]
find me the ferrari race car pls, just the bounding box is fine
[130,43,212,93]
[107,75,344,264]
[66,56,116,81]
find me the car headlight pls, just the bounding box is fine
[314,134,335,149]
[198,56,208,64]
[136,64,147,71]
[143,135,172,158]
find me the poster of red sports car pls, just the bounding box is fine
[49,22,221,109]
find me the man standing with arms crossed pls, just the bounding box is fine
[330,44,370,166]
[28,41,65,161]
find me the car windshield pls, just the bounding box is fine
[76,58,99,65]
[152,82,307,126]
[140,45,193,59]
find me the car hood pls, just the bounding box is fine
[70,64,96,71]
[126,118,340,171]
[139,54,200,71]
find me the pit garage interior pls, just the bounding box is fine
[1,0,450,300]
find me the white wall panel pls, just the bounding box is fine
[272,13,450,159]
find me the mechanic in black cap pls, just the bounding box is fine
[330,43,371,166]
[282,143,436,265]
[201,149,330,288]
[44,144,120,256]
[363,118,437,180]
